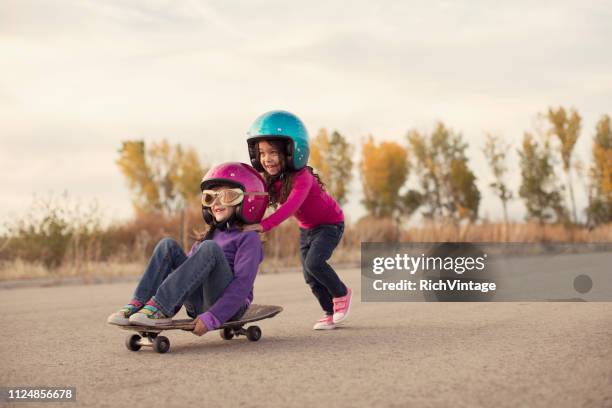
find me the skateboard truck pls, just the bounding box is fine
[219,325,262,341]
[125,330,170,354]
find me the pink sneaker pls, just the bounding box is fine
[313,315,336,330]
[332,287,352,324]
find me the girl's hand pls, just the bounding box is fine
[192,317,208,336]
[242,223,263,232]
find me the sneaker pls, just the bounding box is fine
[313,315,336,330]
[128,304,172,326]
[332,287,353,324]
[106,304,141,326]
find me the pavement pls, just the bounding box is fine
[1,268,611,407]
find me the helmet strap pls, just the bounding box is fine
[202,206,213,225]
[269,171,286,183]
[285,142,294,171]
[214,213,237,231]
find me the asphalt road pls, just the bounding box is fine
[1,268,611,407]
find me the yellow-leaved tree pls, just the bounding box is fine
[117,139,207,247]
[360,136,408,218]
[586,114,612,225]
[310,129,353,206]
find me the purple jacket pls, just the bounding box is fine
[187,227,263,330]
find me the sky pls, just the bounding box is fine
[1,0,611,229]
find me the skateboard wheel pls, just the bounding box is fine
[246,326,261,342]
[125,334,142,352]
[153,336,170,353]
[220,328,234,340]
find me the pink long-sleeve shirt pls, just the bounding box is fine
[260,168,344,232]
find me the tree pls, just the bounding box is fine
[310,129,331,181]
[547,107,581,223]
[117,140,206,216]
[586,114,612,225]
[360,136,408,218]
[482,133,513,224]
[406,122,481,222]
[310,129,354,206]
[518,133,566,224]
[116,141,159,213]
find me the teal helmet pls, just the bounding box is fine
[246,110,309,172]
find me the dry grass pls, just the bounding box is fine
[1,219,610,281]
[400,221,612,242]
[0,259,143,282]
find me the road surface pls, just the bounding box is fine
[1,268,611,407]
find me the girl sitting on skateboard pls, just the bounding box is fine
[107,162,268,336]
[242,110,353,330]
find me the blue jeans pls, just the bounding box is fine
[132,238,245,320]
[299,222,347,315]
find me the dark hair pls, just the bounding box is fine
[192,216,245,242]
[192,224,214,242]
[257,140,326,207]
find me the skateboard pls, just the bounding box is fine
[117,304,283,353]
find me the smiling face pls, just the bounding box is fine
[210,186,237,223]
[258,140,284,176]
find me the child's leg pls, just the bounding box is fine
[301,223,347,297]
[183,253,233,318]
[107,238,187,325]
[184,279,247,322]
[131,238,187,304]
[183,286,204,319]
[150,240,233,318]
[302,223,352,324]
[184,292,246,325]
[300,228,334,315]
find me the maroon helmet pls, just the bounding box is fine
[200,162,268,225]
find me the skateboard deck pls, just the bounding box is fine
[117,304,282,353]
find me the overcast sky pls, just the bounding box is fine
[1,0,611,228]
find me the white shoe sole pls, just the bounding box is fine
[312,324,336,330]
[106,313,130,326]
[313,323,337,330]
[128,313,172,327]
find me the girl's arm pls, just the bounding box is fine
[260,169,313,232]
[197,232,263,330]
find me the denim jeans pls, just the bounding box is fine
[132,238,245,320]
[299,222,347,315]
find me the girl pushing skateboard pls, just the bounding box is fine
[242,110,353,330]
[107,162,268,336]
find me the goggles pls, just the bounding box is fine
[201,188,267,207]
